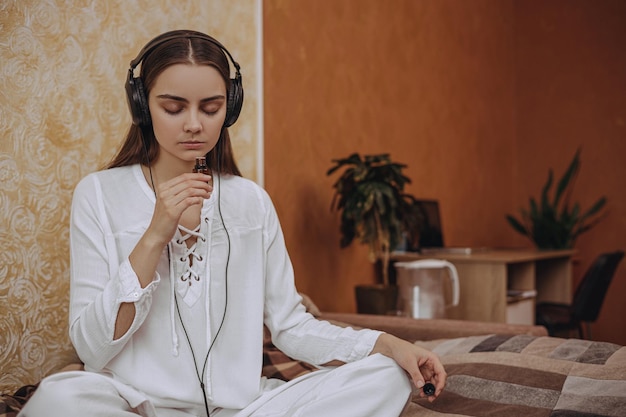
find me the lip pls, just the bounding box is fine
[180,141,205,150]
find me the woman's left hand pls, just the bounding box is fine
[372,333,446,401]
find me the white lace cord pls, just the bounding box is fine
[203,217,211,349]
[176,224,206,306]
[178,226,203,281]
[169,224,204,356]
[168,242,179,356]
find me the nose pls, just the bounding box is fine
[184,110,202,133]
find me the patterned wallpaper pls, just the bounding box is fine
[0,0,261,393]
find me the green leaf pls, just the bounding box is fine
[505,149,606,249]
[554,148,580,206]
[327,152,423,285]
[541,170,554,209]
[580,197,607,221]
[506,215,529,236]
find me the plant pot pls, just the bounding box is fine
[355,284,398,315]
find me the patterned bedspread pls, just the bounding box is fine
[3,334,625,416]
[408,334,626,417]
[263,332,626,416]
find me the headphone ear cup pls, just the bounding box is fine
[224,75,244,128]
[125,73,152,127]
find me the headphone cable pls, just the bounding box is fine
[141,123,230,417]
[171,165,230,417]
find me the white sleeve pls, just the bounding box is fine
[68,175,160,370]
[260,189,382,364]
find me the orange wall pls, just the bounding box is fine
[263,0,626,344]
[513,1,626,344]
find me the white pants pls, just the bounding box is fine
[19,354,411,417]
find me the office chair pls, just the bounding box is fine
[535,250,624,340]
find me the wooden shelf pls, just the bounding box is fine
[391,249,574,323]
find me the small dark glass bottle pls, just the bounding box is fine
[193,156,209,174]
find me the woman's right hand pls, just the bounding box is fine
[129,171,212,287]
[115,172,212,340]
[147,172,213,246]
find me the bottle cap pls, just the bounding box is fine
[423,382,436,396]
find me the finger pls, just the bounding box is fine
[407,366,426,391]
[163,189,210,213]
[182,172,213,184]
[160,175,212,196]
[153,186,210,226]
[158,180,212,207]
[429,373,446,400]
[417,360,446,400]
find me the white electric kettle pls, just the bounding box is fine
[394,259,460,319]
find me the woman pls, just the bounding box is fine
[20,30,446,417]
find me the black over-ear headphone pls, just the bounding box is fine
[125,30,244,128]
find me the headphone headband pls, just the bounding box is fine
[129,31,241,76]
[125,30,244,128]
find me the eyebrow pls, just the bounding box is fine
[155,94,225,103]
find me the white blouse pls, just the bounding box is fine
[68,164,381,411]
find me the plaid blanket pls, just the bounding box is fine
[408,334,626,417]
[0,385,37,417]
[261,333,626,416]
[3,334,625,416]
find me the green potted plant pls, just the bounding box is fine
[327,153,424,314]
[506,148,607,249]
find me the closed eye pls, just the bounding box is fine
[156,94,225,116]
[201,104,222,115]
[163,105,183,115]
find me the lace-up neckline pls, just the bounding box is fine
[177,224,205,284]
[173,221,208,307]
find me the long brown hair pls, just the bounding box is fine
[107,31,242,176]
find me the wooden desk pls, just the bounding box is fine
[391,249,575,324]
